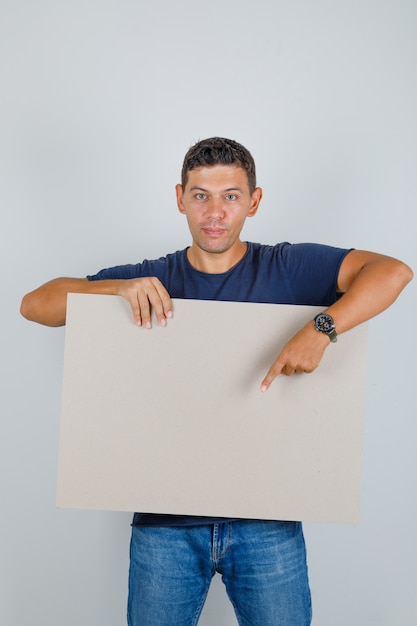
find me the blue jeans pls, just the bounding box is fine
[128,519,312,625]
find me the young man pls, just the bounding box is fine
[21,137,413,625]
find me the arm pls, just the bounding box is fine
[260,250,414,391]
[20,276,173,328]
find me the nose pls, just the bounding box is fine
[205,197,225,220]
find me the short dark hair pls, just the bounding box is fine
[181,137,257,193]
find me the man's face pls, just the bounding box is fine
[176,165,262,257]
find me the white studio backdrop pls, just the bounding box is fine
[1,1,416,624]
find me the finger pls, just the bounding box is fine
[120,278,173,328]
[126,291,142,326]
[128,278,172,328]
[137,290,152,328]
[142,282,173,327]
[260,359,285,392]
[153,283,173,324]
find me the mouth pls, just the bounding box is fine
[201,224,228,237]
[203,228,225,236]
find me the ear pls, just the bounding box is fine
[247,187,263,217]
[176,184,186,214]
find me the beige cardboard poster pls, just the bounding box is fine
[56,294,368,523]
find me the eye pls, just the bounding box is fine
[226,194,237,201]
[196,193,206,200]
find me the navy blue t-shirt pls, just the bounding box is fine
[88,241,350,526]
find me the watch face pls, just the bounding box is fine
[315,313,335,333]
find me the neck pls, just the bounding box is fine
[186,241,248,274]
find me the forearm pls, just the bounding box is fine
[261,252,413,391]
[20,277,122,327]
[325,253,413,335]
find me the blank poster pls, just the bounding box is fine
[56,294,368,523]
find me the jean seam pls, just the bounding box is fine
[213,522,233,566]
[191,578,212,626]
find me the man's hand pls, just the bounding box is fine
[116,277,173,328]
[260,322,330,392]
[20,275,173,328]
[260,250,413,392]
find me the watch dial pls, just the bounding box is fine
[316,314,334,332]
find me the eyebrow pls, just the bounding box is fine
[189,186,244,193]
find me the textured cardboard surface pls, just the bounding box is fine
[57,294,368,522]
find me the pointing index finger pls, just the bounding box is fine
[260,358,285,392]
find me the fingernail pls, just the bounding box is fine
[260,384,267,393]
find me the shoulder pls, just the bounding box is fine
[248,241,350,262]
[247,241,290,259]
[87,249,187,281]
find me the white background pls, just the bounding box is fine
[1,1,416,624]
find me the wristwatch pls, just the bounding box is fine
[314,313,337,343]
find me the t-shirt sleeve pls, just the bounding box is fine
[86,255,173,282]
[86,252,185,296]
[87,263,146,281]
[278,242,352,306]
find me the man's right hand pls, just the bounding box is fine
[20,276,172,328]
[115,277,172,328]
